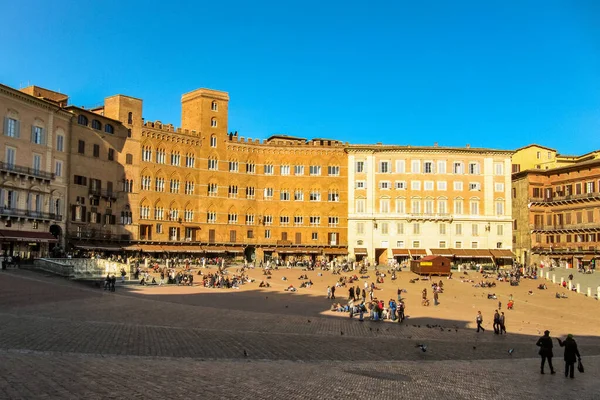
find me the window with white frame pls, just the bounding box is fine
[586,181,594,193]
[311,232,318,240]
[413,223,420,235]
[328,216,339,227]
[170,152,181,166]
[186,154,195,168]
[263,215,273,225]
[469,182,481,191]
[32,126,44,144]
[395,199,405,214]
[380,222,389,234]
[169,179,180,193]
[294,189,304,201]
[356,222,364,235]
[184,210,194,222]
[411,160,421,173]
[264,187,273,199]
[294,216,303,226]
[56,134,64,152]
[397,240,405,248]
[455,241,462,248]
[395,181,406,190]
[280,165,290,175]
[280,190,290,201]
[309,216,320,226]
[280,216,290,226]
[309,190,321,201]
[228,213,238,224]
[246,214,255,225]
[246,162,256,174]
[454,181,463,191]
[424,199,434,215]
[497,224,504,236]
[309,165,321,176]
[264,164,274,175]
[154,207,164,220]
[471,242,479,249]
[208,158,218,170]
[437,161,446,174]
[185,181,195,195]
[156,149,166,164]
[454,199,463,215]
[468,162,480,175]
[495,200,504,216]
[411,181,421,190]
[228,185,238,198]
[328,190,340,202]
[140,206,150,220]
[439,241,447,248]
[356,199,365,213]
[495,182,504,192]
[294,165,304,175]
[356,161,365,173]
[438,199,447,214]
[470,200,479,215]
[395,160,405,173]
[356,181,366,189]
[411,199,421,214]
[211,118,217,127]
[379,181,390,190]
[246,186,255,199]
[54,160,63,177]
[424,181,434,191]
[210,135,217,147]
[265,229,271,239]
[155,178,165,192]
[379,161,390,173]
[439,223,446,235]
[142,146,152,161]
[4,117,19,137]
[412,240,420,247]
[453,162,464,174]
[424,161,434,174]
[380,198,390,213]
[328,166,340,176]
[229,161,239,172]
[455,223,462,235]
[494,162,504,176]
[397,222,404,234]
[142,176,151,191]
[472,224,479,236]
[169,209,179,221]
[208,183,218,196]
[207,211,217,223]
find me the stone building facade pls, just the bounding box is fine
[347,145,514,265]
[0,84,69,257]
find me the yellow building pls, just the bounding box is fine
[512,144,600,173]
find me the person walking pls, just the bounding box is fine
[557,334,581,378]
[493,310,500,334]
[476,311,485,332]
[331,285,336,299]
[499,312,506,334]
[536,330,555,374]
[433,291,439,306]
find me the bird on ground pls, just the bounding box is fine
[307,320,311,323]
[508,348,514,355]
[243,350,248,357]
[416,344,427,352]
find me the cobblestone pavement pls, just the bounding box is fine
[1,270,599,400]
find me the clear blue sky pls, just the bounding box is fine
[2,0,600,154]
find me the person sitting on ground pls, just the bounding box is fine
[284,284,296,292]
[422,298,430,306]
[487,293,497,299]
[507,300,514,309]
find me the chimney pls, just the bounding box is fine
[434,142,438,147]
[466,144,471,149]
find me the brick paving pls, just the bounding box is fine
[1,270,599,399]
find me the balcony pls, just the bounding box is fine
[529,192,600,206]
[530,223,600,233]
[0,207,62,221]
[89,188,118,200]
[67,229,118,240]
[0,161,55,182]
[407,213,453,221]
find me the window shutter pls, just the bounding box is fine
[15,120,20,138]
[71,205,76,221]
[31,126,36,143]
[2,117,7,136]
[0,189,4,208]
[81,207,87,222]
[41,128,46,145]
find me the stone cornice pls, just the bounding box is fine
[345,145,513,156]
[0,83,72,119]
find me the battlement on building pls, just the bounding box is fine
[226,132,347,148]
[143,120,199,137]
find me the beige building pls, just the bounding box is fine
[0,84,70,257]
[347,145,514,266]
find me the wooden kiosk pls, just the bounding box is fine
[410,255,451,276]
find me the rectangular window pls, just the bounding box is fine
[264,164,274,175]
[229,161,239,172]
[412,240,420,248]
[328,217,339,227]
[379,181,390,189]
[309,191,321,201]
[265,229,271,239]
[453,162,464,174]
[31,126,44,144]
[494,162,504,176]
[280,216,290,226]
[470,201,479,215]
[356,199,365,213]
[56,135,64,151]
[55,160,63,177]
[396,240,405,248]
[411,181,421,190]
[263,215,273,226]
[413,223,420,235]
[437,181,447,190]
[469,182,481,191]
[356,222,365,235]
[280,190,290,201]
[497,224,504,236]
[246,187,255,199]
[356,181,365,189]
[455,241,462,249]
[468,162,480,175]
[228,213,238,224]
[246,214,255,225]
[4,117,19,137]
[78,140,85,154]
[424,199,434,215]
[32,154,41,173]
[381,222,388,234]
[395,181,406,190]
[471,242,479,249]
[495,183,504,192]
[472,224,479,236]
[294,165,304,175]
[438,199,447,214]
[312,232,318,240]
[327,190,339,202]
[395,160,405,173]
[454,199,463,215]
[455,223,462,235]
[424,181,434,191]
[395,199,405,214]
[380,199,390,213]
[264,188,273,199]
[309,165,321,176]
[454,181,463,191]
[328,166,340,176]
[437,161,446,174]
[356,161,365,173]
[294,216,303,226]
[423,161,434,174]
[397,223,404,234]
[379,161,390,173]
[411,199,421,214]
[309,216,320,226]
[108,149,115,161]
[439,241,446,248]
[208,159,218,170]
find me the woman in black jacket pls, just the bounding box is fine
[557,334,581,378]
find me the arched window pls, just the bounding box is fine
[91,120,102,130]
[78,115,88,126]
[127,112,133,124]
[211,118,217,127]
[105,124,114,134]
[211,101,218,111]
[126,154,133,164]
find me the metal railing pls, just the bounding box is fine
[88,188,117,199]
[0,161,55,180]
[0,207,62,221]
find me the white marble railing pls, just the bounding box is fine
[33,258,131,279]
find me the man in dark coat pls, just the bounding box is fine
[557,334,581,378]
[536,330,555,374]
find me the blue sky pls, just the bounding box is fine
[2,0,600,154]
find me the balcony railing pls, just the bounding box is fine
[0,161,55,180]
[89,188,118,200]
[67,229,116,239]
[529,192,600,204]
[0,207,62,221]
[531,223,600,232]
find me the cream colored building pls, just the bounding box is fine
[347,145,514,265]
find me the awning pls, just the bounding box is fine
[75,244,122,251]
[203,246,227,253]
[354,247,368,255]
[323,248,348,255]
[161,245,205,253]
[454,249,493,259]
[225,247,244,253]
[489,249,516,259]
[122,245,142,251]
[260,247,275,252]
[392,249,410,256]
[0,229,57,242]
[409,249,427,257]
[582,255,595,262]
[140,245,165,253]
[429,248,454,257]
